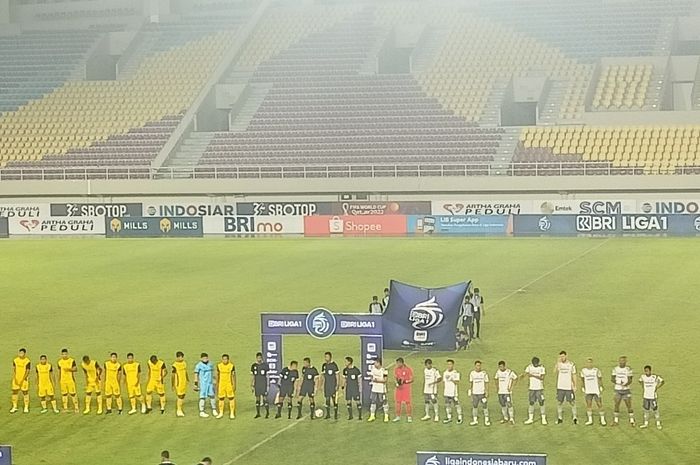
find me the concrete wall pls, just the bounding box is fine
[1,175,699,199]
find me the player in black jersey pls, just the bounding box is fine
[275,361,299,419]
[250,352,270,419]
[342,356,362,420]
[321,352,340,420]
[296,357,319,420]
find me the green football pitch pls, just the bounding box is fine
[0,237,698,465]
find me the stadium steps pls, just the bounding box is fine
[411,27,449,74]
[164,131,214,169]
[359,31,389,75]
[539,80,567,125]
[479,79,508,126]
[229,84,271,131]
[692,61,700,110]
[117,32,155,80]
[492,126,520,172]
[644,67,664,110]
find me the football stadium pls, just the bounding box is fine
[1,1,700,465]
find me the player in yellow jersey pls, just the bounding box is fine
[36,355,59,414]
[146,354,168,414]
[104,352,123,414]
[216,354,237,419]
[172,351,188,417]
[57,348,79,413]
[123,353,146,415]
[81,355,103,414]
[11,348,30,413]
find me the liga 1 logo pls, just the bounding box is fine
[305,307,337,339]
[408,296,444,343]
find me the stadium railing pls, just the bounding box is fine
[0,162,697,181]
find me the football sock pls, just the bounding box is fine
[146,394,153,409]
[210,398,217,411]
[96,394,103,411]
[41,399,47,409]
[264,401,269,416]
[71,395,79,410]
[176,398,183,412]
[501,406,508,419]
[297,402,302,417]
[115,398,122,410]
[571,405,577,418]
[11,394,18,409]
[540,405,546,416]
[160,396,166,410]
[357,404,362,419]
[255,401,261,415]
[51,399,57,410]
[557,404,563,419]
[347,402,353,418]
[106,397,113,410]
[508,406,514,420]
[199,399,205,412]
[130,398,136,410]
[424,403,430,417]
[62,395,68,410]
[456,404,463,418]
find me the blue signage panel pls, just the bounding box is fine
[0,445,12,465]
[514,214,700,236]
[408,215,509,235]
[417,451,546,465]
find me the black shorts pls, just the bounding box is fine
[255,386,268,397]
[278,385,294,398]
[299,384,315,397]
[324,384,338,399]
[345,388,360,402]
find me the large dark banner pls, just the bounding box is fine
[383,280,469,351]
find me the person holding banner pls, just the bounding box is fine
[392,357,414,423]
[471,289,484,339]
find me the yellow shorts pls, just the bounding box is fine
[85,381,101,394]
[104,380,120,396]
[176,384,187,397]
[218,385,235,398]
[146,381,165,395]
[38,384,55,398]
[60,380,77,395]
[12,379,29,392]
[127,384,142,398]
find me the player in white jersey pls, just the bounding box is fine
[468,360,490,426]
[554,350,578,424]
[639,364,664,430]
[494,360,517,424]
[421,359,441,422]
[521,356,547,425]
[442,359,463,424]
[611,356,635,426]
[367,358,389,423]
[580,358,606,426]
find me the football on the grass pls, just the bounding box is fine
[314,408,325,418]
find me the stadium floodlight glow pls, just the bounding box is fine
[261,308,382,406]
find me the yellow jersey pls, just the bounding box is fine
[105,360,121,382]
[57,357,76,380]
[37,362,53,385]
[82,360,99,383]
[13,357,31,380]
[172,360,187,386]
[217,362,235,387]
[148,360,165,383]
[122,362,140,384]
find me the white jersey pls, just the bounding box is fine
[370,367,388,394]
[494,369,517,395]
[612,366,633,391]
[442,370,460,398]
[556,361,576,390]
[469,370,488,395]
[423,367,441,395]
[640,374,663,399]
[580,367,602,395]
[525,364,545,390]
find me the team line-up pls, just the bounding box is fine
[9,348,665,429]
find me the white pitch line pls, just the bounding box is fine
[489,237,611,310]
[223,238,609,464]
[223,351,417,465]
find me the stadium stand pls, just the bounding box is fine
[0,0,699,179]
[0,30,100,113]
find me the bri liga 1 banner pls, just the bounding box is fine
[382,280,469,351]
